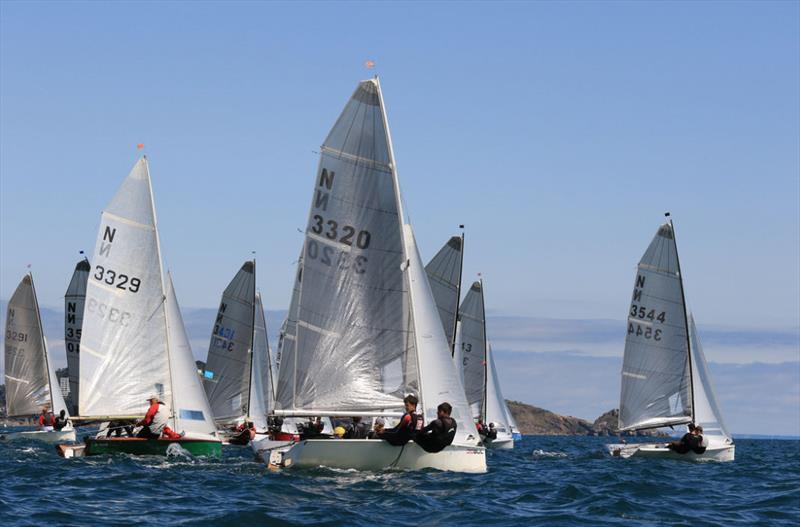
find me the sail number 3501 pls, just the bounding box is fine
[93,265,141,293]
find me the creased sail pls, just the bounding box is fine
[689,313,731,440]
[424,236,463,352]
[248,293,273,430]
[64,258,90,414]
[459,282,487,420]
[79,157,172,417]
[203,261,256,424]
[165,274,217,438]
[275,254,302,397]
[275,79,416,412]
[619,222,692,431]
[405,226,479,446]
[5,275,53,417]
[485,342,511,429]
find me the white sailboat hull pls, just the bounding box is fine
[268,439,487,473]
[607,442,735,462]
[486,437,514,450]
[2,428,77,444]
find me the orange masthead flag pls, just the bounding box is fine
[136,143,144,150]
[364,60,375,69]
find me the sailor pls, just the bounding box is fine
[486,422,498,441]
[136,395,182,440]
[230,420,256,445]
[379,394,423,446]
[53,409,70,431]
[692,425,708,454]
[667,423,700,454]
[475,419,485,435]
[344,416,368,439]
[415,402,458,453]
[38,407,55,431]
[367,417,385,439]
[333,426,346,439]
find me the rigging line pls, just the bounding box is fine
[387,442,407,468]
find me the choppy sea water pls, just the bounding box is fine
[1,434,797,526]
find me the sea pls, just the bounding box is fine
[1,434,797,526]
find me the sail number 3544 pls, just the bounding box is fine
[628,303,666,341]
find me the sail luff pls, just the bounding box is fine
[453,233,464,356]
[669,219,696,420]
[30,275,56,413]
[64,258,89,415]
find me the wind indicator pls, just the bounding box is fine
[364,59,376,69]
[665,211,671,218]
[136,143,145,150]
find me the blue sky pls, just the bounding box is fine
[1,2,798,433]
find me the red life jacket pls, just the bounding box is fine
[40,412,55,427]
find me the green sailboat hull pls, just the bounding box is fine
[85,437,222,457]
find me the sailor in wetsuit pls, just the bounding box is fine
[379,394,423,446]
[53,410,70,431]
[415,402,458,453]
[667,423,703,454]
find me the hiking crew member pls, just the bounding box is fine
[136,395,182,440]
[38,407,55,431]
[53,410,70,431]
[345,416,368,439]
[230,421,256,445]
[415,402,458,453]
[380,394,423,446]
[667,423,701,454]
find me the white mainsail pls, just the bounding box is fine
[203,261,256,425]
[484,342,513,430]
[618,221,693,431]
[164,273,218,438]
[275,79,417,413]
[424,235,464,353]
[64,258,89,414]
[688,313,731,441]
[459,281,487,420]
[248,293,274,430]
[5,274,69,418]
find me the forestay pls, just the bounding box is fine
[164,274,218,438]
[688,313,731,440]
[64,259,89,414]
[79,157,172,417]
[424,236,463,352]
[203,261,256,424]
[619,222,692,431]
[275,79,417,413]
[459,282,487,420]
[248,293,274,430]
[5,274,67,417]
[405,226,479,446]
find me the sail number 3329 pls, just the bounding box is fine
[93,265,141,293]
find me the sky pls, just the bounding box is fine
[1,2,798,434]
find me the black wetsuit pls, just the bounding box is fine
[380,411,423,446]
[415,416,457,453]
[345,422,368,439]
[669,432,701,454]
[54,416,69,431]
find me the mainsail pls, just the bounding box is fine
[248,293,274,430]
[688,313,731,440]
[275,79,417,413]
[459,281,487,419]
[64,258,89,414]
[203,261,256,424]
[618,222,693,431]
[79,156,172,417]
[5,274,69,418]
[424,235,464,353]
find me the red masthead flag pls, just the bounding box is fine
[136,143,144,150]
[364,60,375,69]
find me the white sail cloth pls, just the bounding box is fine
[275,79,417,413]
[203,261,256,424]
[619,222,693,431]
[5,274,68,418]
[164,274,218,438]
[459,282,487,419]
[80,157,172,417]
[64,259,89,414]
[404,226,479,446]
[248,293,274,430]
[484,342,512,431]
[688,313,731,441]
[424,236,463,351]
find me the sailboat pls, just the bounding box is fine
[2,273,76,443]
[64,257,90,415]
[267,78,486,473]
[202,260,275,444]
[459,281,515,449]
[72,157,221,457]
[606,217,735,461]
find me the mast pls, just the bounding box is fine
[480,278,488,423]
[246,257,257,418]
[145,156,177,429]
[667,213,696,422]
[29,273,55,411]
[451,227,465,357]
